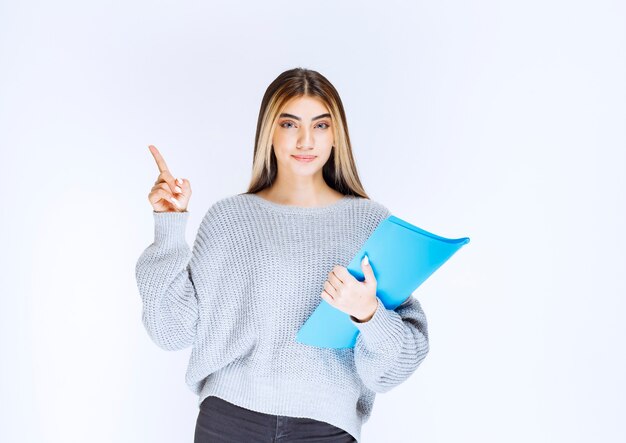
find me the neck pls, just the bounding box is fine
[258,174,343,207]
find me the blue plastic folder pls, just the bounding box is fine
[295,215,470,349]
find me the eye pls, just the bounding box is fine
[279,120,330,129]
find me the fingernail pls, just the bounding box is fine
[176,178,183,186]
[175,186,182,193]
[170,197,180,207]
[363,255,369,265]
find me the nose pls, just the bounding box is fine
[297,127,314,149]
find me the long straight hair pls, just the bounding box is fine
[244,67,370,199]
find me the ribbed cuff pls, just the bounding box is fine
[153,211,189,247]
[350,297,405,348]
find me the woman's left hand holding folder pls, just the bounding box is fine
[320,255,378,323]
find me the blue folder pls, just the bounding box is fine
[295,215,470,349]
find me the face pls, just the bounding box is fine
[271,95,334,178]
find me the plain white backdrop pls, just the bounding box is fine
[1,0,624,442]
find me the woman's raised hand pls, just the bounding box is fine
[147,145,192,213]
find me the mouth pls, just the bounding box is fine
[292,155,317,162]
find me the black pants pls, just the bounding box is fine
[194,395,357,443]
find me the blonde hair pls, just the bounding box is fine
[243,67,370,199]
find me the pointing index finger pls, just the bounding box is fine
[148,145,170,173]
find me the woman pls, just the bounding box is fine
[136,67,430,443]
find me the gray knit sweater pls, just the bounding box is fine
[135,192,429,442]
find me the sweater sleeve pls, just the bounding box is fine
[135,207,219,351]
[349,295,429,393]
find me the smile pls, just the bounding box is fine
[292,155,317,162]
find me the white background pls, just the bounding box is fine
[1,1,624,442]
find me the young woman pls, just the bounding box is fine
[136,67,430,443]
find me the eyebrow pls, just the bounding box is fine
[278,112,331,121]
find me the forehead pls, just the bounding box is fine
[281,96,329,115]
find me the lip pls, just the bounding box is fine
[292,155,317,162]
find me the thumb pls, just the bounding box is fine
[361,254,376,285]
